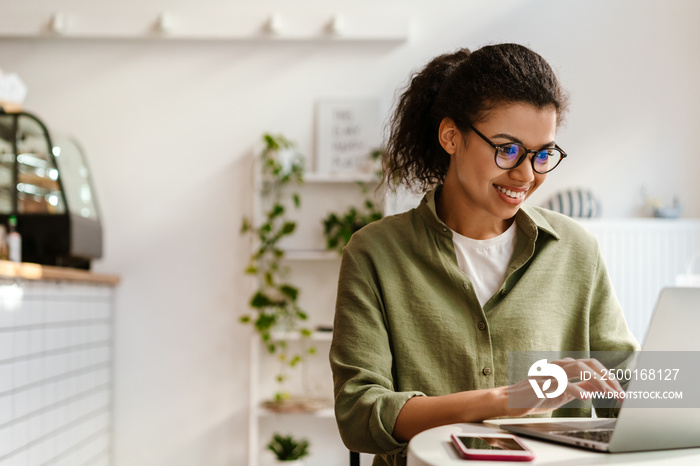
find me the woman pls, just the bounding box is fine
[329,43,638,466]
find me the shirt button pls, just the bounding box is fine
[499,289,507,297]
[477,321,486,331]
[483,367,492,376]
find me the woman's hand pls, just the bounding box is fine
[393,358,624,442]
[505,357,624,417]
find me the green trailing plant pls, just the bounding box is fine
[240,134,315,399]
[267,433,310,461]
[322,149,384,254]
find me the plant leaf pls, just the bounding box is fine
[270,203,285,217]
[250,292,273,308]
[279,285,299,300]
[281,222,296,235]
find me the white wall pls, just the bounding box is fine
[0,1,699,465]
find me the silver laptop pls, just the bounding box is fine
[500,286,700,453]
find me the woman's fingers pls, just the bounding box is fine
[552,358,624,394]
[507,357,629,416]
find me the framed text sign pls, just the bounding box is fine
[315,100,380,175]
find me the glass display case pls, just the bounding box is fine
[0,110,102,269]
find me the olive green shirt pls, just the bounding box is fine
[329,188,639,466]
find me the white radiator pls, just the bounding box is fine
[577,219,700,344]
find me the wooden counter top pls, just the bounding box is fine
[0,260,120,285]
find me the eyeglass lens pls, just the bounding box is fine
[495,145,562,173]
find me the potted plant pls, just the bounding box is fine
[240,134,315,401]
[322,195,383,253]
[322,149,384,253]
[267,433,310,465]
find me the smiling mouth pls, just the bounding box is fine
[495,184,527,200]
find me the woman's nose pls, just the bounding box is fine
[508,155,537,183]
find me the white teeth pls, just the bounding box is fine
[496,185,526,199]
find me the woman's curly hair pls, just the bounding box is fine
[383,43,569,193]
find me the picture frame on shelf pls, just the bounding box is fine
[315,99,380,176]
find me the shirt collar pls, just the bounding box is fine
[419,186,561,241]
[517,204,560,240]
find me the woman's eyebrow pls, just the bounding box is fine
[491,132,523,144]
[491,132,556,148]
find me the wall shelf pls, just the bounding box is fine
[259,407,335,418]
[268,330,333,342]
[246,137,388,465]
[283,249,340,261]
[305,172,380,184]
[249,333,338,466]
[0,12,409,43]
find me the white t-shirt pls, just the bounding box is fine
[451,221,518,307]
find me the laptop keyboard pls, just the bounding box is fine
[556,429,614,444]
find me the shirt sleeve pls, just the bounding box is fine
[329,247,425,455]
[587,243,641,417]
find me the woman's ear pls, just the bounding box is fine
[438,118,460,155]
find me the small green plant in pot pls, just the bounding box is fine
[267,433,310,464]
[322,149,384,254]
[323,195,383,253]
[240,134,315,401]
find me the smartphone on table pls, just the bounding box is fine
[450,433,534,461]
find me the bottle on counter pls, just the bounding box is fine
[8,215,21,263]
[0,225,7,260]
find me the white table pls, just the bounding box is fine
[407,418,700,466]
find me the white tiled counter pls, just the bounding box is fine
[0,261,119,466]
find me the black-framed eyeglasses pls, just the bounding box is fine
[467,124,567,174]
